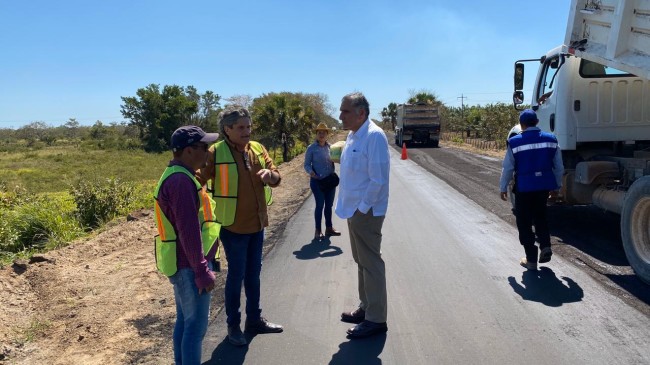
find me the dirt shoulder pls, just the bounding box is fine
[0,145,315,365]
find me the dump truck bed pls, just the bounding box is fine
[565,0,650,79]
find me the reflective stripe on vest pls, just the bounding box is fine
[153,165,221,276]
[249,141,273,206]
[511,141,558,154]
[212,141,273,226]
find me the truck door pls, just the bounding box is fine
[574,59,642,144]
[534,55,561,134]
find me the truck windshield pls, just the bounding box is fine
[579,59,634,77]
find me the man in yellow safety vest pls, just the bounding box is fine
[154,125,219,364]
[197,106,283,347]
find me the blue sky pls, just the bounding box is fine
[0,1,570,128]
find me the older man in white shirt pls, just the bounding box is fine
[336,92,390,339]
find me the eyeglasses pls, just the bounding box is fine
[242,151,251,170]
[189,143,209,151]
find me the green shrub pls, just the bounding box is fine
[0,193,82,253]
[291,141,307,158]
[71,177,136,229]
[0,185,29,210]
[131,181,156,210]
[266,140,307,166]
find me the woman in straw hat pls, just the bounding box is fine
[303,122,341,240]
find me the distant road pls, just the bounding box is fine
[202,145,650,364]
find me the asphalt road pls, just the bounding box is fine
[401,142,650,314]
[201,144,650,365]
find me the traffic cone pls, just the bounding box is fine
[401,142,408,160]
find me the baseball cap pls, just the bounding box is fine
[170,125,219,152]
[519,109,538,125]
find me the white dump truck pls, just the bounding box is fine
[394,103,441,147]
[512,0,650,283]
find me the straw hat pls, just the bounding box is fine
[314,122,330,132]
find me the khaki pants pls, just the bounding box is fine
[347,209,387,323]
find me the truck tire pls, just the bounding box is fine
[620,176,650,284]
[431,140,439,148]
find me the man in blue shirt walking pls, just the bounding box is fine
[499,109,564,270]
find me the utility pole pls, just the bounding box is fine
[458,94,468,137]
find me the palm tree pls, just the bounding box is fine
[252,93,315,162]
[407,91,441,106]
[381,102,398,130]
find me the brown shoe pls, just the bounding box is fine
[341,308,365,323]
[346,320,388,338]
[325,228,341,236]
[314,230,324,240]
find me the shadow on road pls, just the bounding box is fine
[508,267,584,307]
[202,334,257,365]
[329,333,387,365]
[293,238,343,260]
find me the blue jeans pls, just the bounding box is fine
[220,228,264,327]
[310,178,336,231]
[168,261,213,365]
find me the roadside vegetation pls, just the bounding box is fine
[0,85,337,266]
[0,146,164,265]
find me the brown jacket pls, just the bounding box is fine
[197,138,280,234]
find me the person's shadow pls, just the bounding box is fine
[329,333,387,365]
[508,267,584,307]
[202,333,257,365]
[293,237,343,260]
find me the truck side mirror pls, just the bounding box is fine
[513,91,524,106]
[514,63,525,90]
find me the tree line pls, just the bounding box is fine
[120,85,338,156]
[0,119,141,151]
[3,87,525,157]
[2,84,338,160]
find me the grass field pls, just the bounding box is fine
[0,146,170,193]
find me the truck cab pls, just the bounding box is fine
[509,0,650,284]
[519,47,650,160]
